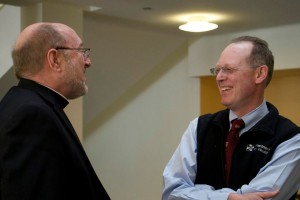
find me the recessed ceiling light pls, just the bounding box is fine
[179,16,218,33]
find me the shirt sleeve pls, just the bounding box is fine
[238,133,300,199]
[162,118,234,200]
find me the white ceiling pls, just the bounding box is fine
[2,0,300,36]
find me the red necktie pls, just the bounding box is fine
[225,118,245,185]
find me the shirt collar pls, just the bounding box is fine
[229,99,269,134]
[18,78,69,109]
[38,82,69,102]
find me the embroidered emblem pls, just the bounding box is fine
[246,144,255,151]
[246,144,270,155]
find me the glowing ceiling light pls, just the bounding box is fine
[179,16,218,33]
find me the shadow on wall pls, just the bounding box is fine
[83,42,188,138]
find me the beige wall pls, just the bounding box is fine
[83,37,200,199]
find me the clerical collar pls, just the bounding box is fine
[37,82,69,102]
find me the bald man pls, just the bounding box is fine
[0,23,110,200]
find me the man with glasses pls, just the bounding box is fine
[0,22,110,199]
[162,36,300,200]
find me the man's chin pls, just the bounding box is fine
[221,101,231,109]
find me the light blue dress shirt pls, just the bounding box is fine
[162,100,300,200]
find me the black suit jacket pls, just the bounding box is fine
[0,79,110,200]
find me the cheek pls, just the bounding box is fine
[70,58,84,76]
[76,66,86,80]
[236,76,256,96]
[77,59,86,72]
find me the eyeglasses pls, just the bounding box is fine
[210,67,239,75]
[55,47,91,60]
[210,66,256,76]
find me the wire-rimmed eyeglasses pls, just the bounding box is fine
[209,66,256,76]
[55,47,91,60]
[210,67,239,76]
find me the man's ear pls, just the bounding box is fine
[255,65,268,84]
[47,49,62,72]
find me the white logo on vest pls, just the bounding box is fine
[246,144,270,155]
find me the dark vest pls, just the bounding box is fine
[194,102,300,199]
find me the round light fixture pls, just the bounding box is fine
[179,16,218,33]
